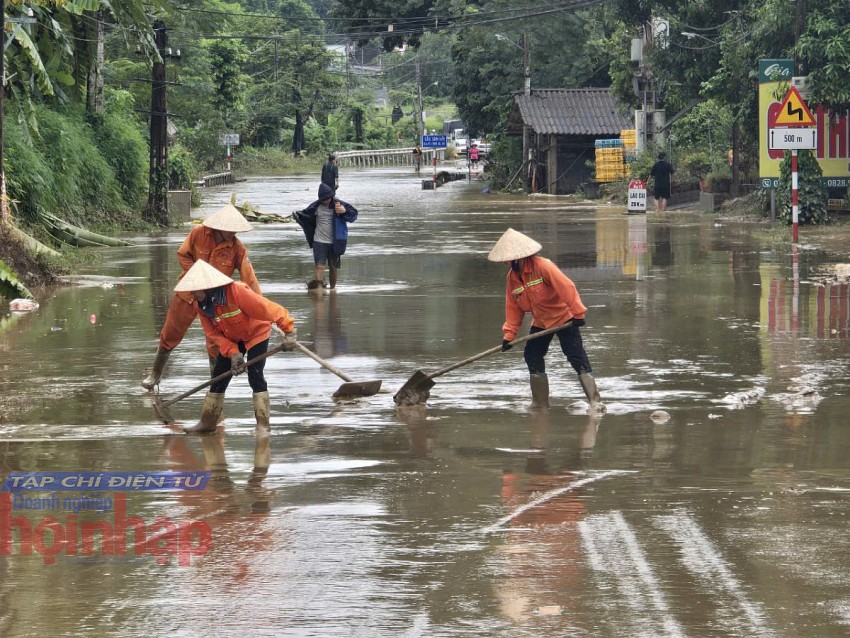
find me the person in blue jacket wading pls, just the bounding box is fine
[293,183,358,291]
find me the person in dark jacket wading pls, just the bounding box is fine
[293,183,358,291]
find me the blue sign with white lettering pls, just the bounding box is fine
[422,135,447,148]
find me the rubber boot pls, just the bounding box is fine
[252,391,271,433]
[529,373,550,409]
[578,372,606,413]
[183,392,224,434]
[141,349,171,390]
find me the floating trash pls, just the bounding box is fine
[650,410,671,423]
[90,314,97,324]
[9,299,39,312]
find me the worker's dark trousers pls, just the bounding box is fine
[211,339,269,393]
[523,325,592,375]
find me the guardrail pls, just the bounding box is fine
[335,148,443,168]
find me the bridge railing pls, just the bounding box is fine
[335,148,443,168]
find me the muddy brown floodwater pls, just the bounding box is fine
[2,166,850,636]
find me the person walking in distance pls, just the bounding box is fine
[141,205,261,390]
[488,228,604,412]
[292,183,358,291]
[648,152,675,213]
[174,260,297,434]
[412,144,423,173]
[469,143,480,172]
[321,153,339,194]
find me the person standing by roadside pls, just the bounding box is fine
[321,153,339,194]
[412,144,423,173]
[469,143,480,172]
[648,152,675,213]
[141,205,261,390]
[488,228,604,412]
[174,260,297,434]
[292,183,358,291]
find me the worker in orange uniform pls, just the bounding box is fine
[174,260,297,434]
[142,204,261,390]
[488,228,603,412]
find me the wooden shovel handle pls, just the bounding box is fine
[160,341,289,409]
[293,341,354,382]
[427,321,574,381]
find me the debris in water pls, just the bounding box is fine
[90,314,97,324]
[650,410,671,423]
[536,605,563,615]
[9,299,38,312]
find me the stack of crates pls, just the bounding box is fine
[594,138,628,183]
[621,129,637,162]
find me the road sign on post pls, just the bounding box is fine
[422,134,446,148]
[627,179,647,213]
[218,133,240,171]
[768,128,816,150]
[774,86,816,127]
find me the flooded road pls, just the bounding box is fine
[2,166,850,636]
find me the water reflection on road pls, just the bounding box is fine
[2,167,850,635]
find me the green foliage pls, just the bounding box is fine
[93,89,148,207]
[208,39,249,117]
[0,258,33,300]
[776,150,828,225]
[484,133,523,192]
[796,3,850,110]
[5,104,143,229]
[168,145,196,191]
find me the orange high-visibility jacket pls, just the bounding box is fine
[198,282,295,358]
[175,225,261,303]
[502,256,587,341]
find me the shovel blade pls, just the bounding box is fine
[332,379,382,399]
[152,395,176,425]
[393,370,435,406]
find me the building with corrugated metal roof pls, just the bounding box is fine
[506,88,631,195]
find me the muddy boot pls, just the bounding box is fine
[529,373,550,409]
[141,349,171,390]
[183,392,224,434]
[578,372,605,413]
[252,391,271,433]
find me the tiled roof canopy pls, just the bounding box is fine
[509,88,631,135]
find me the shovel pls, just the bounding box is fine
[272,326,381,399]
[393,321,574,406]
[153,342,291,425]
[292,341,382,399]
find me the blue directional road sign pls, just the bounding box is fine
[422,135,447,148]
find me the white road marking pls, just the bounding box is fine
[479,470,633,534]
[654,509,773,636]
[580,511,686,638]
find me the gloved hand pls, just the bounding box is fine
[230,352,246,375]
[282,330,298,351]
[501,339,513,351]
[572,318,586,328]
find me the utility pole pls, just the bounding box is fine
[416,60,424,142]
[145,20,169,226]
[521,33,531,192]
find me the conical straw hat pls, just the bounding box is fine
[174,259,234,292]
[487,228,542,262]
[202,204,254,233]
